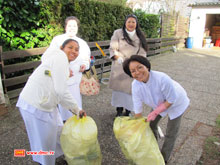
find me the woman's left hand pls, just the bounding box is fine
[79,64,86,72]
[69,69,74,77]
[147,111,158,122]
[79,110,87,118]
[147,102,171,122]
[134,113,142,118]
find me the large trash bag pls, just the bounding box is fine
[113,117,165,165]
[60,115,102,165]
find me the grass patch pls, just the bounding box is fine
[197,115,220,165]
[216,115,220,128]
[203,136,220,159]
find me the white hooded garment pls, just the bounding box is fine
[16,48,80,165]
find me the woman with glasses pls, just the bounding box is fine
[123,55,190,164]
[109,14,148,117]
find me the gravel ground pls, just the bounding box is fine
[2,48,220,165]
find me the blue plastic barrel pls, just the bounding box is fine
[186,37,193,49]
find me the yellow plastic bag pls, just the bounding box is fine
[60,116,102,165]
[113,117,165,165]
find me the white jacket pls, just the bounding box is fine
[20,48,79,114]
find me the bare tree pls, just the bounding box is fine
[126,0,193,16]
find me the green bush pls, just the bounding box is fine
[0,0,50,50]
[90,0,127,6]
[0,0,160,51]
[58,0,132,41]
[134,9,160,38]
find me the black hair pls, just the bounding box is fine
[123,55,151,77]
[64,16,80,29]
[122,14,148,52]
[61,39,79,49]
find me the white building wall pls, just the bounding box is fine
[189,7,220,48]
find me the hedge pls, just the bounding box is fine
[0,0,160,51]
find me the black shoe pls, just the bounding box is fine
[124,109,131,116]
[164,157,171,164]
[116,107,123,117]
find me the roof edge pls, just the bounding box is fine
[188,2,220,7]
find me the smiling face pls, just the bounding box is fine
[61,41,79,62]
[65,20,78,37]
[125,17,137,32]
[129,61,149,83]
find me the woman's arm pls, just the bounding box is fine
[77,39,91,71]
[146,101,172,122]
[163,101,172,109]
[135,101,172,119]
[51,51,81,115]
[109,29,125,60]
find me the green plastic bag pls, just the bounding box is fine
[60,115,102,165]
[113,117,165,165]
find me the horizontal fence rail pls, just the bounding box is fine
[0,37,184,103]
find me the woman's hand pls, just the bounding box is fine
[134,113,142,118]
[79,64,86,72]
[112,55,119,60]
[79,110,87,118]
[69,69,74,77]
[113,55,123,64]
[147,102,171,122]
[146,111,158,122]
[117,57,124,64]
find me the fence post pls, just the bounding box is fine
[0,46,8,116]
[0,72,5,104]
[0,72,8,116]
[0,46,5,104]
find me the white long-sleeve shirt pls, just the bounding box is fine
[132,71,190,120]
[20,48,79,114]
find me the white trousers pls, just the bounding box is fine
[59,83,82,121]
[111,90,134,111]
[19,107,64,165]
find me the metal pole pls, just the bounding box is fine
[100,57,104,83]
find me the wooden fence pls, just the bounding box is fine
[0,37,184,104]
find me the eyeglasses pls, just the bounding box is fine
[130,64,145,75]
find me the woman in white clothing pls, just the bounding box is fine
[45,16,91,121]
[123,55,190,164]
[109,14,148,117]
[16,39,86,165]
